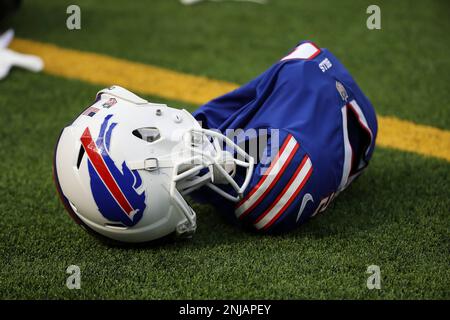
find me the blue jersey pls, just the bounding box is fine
[192,41,378,233]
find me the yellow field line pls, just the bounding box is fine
[377,116,450,162]
[10,38,450,162]
[11,38,237,105]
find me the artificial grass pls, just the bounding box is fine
[5,0,450,129]
[0,0,449,299]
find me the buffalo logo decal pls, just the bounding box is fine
[80,114,146,226]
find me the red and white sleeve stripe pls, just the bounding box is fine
[253,155,313,231]
[339,99,374,191]
[235,134,299,219]
[347,100,374,154]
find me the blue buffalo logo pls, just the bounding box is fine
[80,114,146,226]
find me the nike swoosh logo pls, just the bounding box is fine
[296,193,314,222]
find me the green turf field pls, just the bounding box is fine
[0,0,449,299]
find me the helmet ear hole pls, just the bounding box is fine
[132,129,142,139]
[132,127,160,143]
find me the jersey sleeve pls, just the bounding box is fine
[234,129,319,233]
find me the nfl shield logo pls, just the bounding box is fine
[102,98,117,108]
[336,81,348,102]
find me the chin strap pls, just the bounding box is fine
[128,157,174,171]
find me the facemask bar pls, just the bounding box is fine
[200,128,254,201]
[170,128,254,203]
[167,127,253,232]
[171,187,196,236]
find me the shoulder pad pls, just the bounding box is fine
[281,41,321,61]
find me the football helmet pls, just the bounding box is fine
[53,86,254,243]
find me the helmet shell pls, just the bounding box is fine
[54,86,198,243]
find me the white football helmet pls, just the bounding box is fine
[53,86,254,243]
